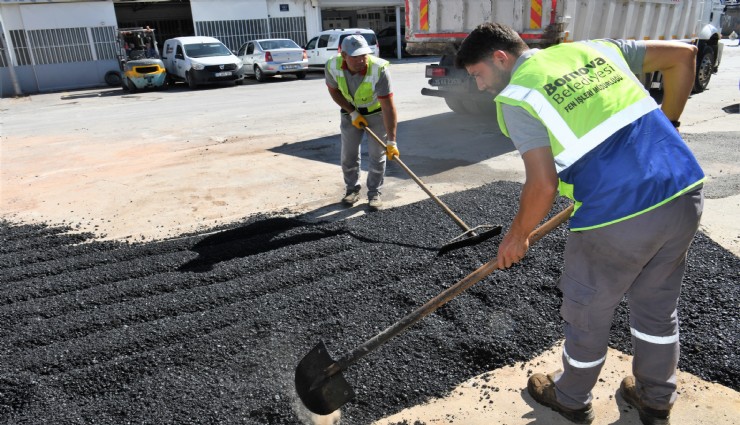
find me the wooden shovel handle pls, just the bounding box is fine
[363,126,473,233]
[331,203,575,373]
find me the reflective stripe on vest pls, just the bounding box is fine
[328,55,388,113]
[496,41,657,173]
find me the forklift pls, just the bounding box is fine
[116,27,168,92]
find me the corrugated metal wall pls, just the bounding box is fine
[5,26,116,66]
[195,16,307,51]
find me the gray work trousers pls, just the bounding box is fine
[553,186,703,411]
[340,111,386,198]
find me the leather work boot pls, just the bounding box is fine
[368,193,383,211]
[341,188,361,205]
[620,376,671,425]
[527,373,595,424]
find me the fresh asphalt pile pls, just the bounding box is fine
[0,181,737,424]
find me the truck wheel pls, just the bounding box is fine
[693,46,714,93]
[186,72,198,89]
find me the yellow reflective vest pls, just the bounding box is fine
[327,55,388,113]
[495,41,704,230]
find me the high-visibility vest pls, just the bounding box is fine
[496,40,704,230]
[327,55,388,113]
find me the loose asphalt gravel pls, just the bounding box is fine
[0,181,737,424]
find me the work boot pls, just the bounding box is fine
[341,188,361,205]
[620,376,671,425]
[527,373,595,424]
[368,193,383,211]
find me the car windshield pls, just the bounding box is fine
[184,42,232,58]
[352,33,377,45]
[258,39,300,50]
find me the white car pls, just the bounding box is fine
[161,36,245,89]
[236,38,308,82]
[304,28,379,67]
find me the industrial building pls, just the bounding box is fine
[0,0,404,97]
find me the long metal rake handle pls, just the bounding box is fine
[320,204,575,381]
[363,126,473,233]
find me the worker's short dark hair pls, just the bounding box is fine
[455,22,528,68]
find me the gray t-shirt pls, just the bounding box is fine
[325,56,392,100]
[502,39,647,154]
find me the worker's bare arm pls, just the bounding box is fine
[642,41,697,122]
[497,146,558,269]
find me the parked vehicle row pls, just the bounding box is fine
[116,27,384,91]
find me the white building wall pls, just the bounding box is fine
[190,0,269,21]
[304,2,322,38]
[16,2,116,29]
[0,1,118,96]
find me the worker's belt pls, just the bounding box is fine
[341,106,382,115]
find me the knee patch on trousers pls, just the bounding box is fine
[559,273,597,332]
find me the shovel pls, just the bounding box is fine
[295,204,574,415]
[363,126,502,254]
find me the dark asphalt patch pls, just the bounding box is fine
[0,181,737,424]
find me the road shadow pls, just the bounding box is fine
[520,387,641,424]
[177,215,345,272]
[270,112,515,182]
[722,103,739,114]
[177,199,437,273]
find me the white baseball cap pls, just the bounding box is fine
[341,35,372,56]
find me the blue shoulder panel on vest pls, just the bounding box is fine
[562,109,705,229]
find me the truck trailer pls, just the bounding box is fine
[406,0,725,114]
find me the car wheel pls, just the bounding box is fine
[693,45,714,93]
[254,66,266,82]
[295,71,307,80]
[186,71,198,89]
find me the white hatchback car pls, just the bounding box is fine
[236,38,308,82]
[304,28,379,67]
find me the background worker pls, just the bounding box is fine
[325,35,399,211]
[455,23,704,425]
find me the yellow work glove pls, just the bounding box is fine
[350,110,368,129]
[386,140,399,160]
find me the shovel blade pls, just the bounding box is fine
[295,340,356,415]
[438,225,502,255]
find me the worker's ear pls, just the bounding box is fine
[492,50,508,67]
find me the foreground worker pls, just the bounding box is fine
[456,23,704,425]
[325,35,399,211]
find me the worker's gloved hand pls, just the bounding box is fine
[386,140,399,160]
[350,110,368,129]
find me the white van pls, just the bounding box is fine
[304,29,379,67]
[161,36,245,89]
